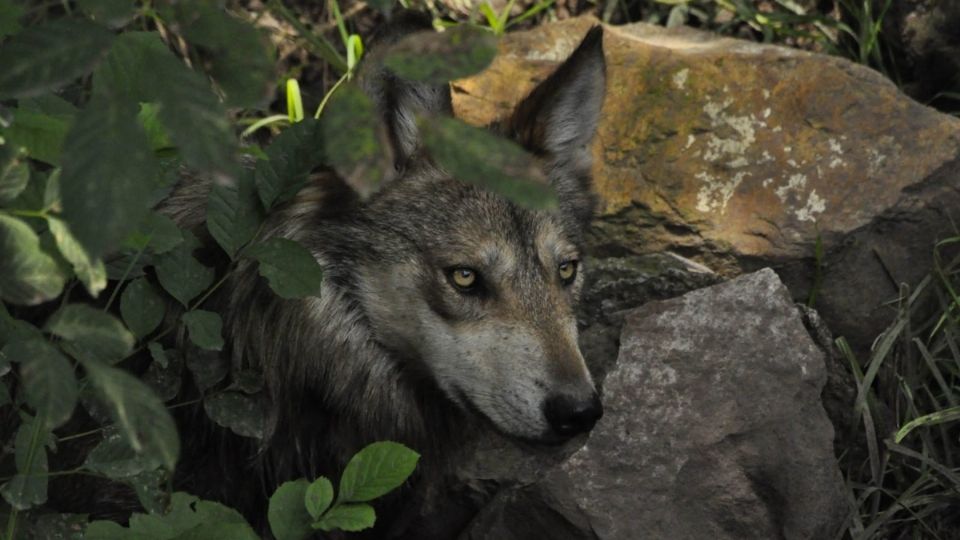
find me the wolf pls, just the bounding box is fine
[158,12,607,537]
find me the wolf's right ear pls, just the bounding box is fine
[360,11,453,172]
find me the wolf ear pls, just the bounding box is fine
[505,26,605,224]
[360,11,453,172]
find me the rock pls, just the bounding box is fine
[459,269,846,539]
[577,253,719,380]
[452,16,960,352]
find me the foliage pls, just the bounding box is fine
[0,0,554,538]
[837,236,960,538]
[268,442,420,538]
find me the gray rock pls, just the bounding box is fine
[461,269,846,539]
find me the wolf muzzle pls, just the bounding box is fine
[543,392,604,438]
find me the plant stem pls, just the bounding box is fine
[267,0,348,73]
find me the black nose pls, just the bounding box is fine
[543,392,603,438]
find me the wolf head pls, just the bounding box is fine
[354,20,605,444]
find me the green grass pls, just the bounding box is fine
[836,236,960,539]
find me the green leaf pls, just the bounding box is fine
[420,117,557,209]
[138,102,172,151]
[78,0,137,28]
[338,441,420,503]
[89,492,253,539]
[182,310,224,351]
[154,234,214,306]
[144,347,182,402]
[384,25,497,84]
[0,144,29,203]
[4,339,77,429]
[185,348,227,392]
[203,391,265,439]
[0,214,66,305]
[207,171,264,258]
[120,278,165,339]
[1,416,49,509]
[85,520,130,540]
[161,2,275,109]
[94,32,237,177]
[0,0,24,39]
[124,211,183,254]
[173,522,260,540]
[268,480,313,540]
[83,428,162,479]
[2,107,73,165]
[60,96,159,257]
[129,469,168,514]
[47,216,107,297]
[320,84,385,199]
[254,119,324,210]
[312,503,375,533]
[148,341,169,368]
[304,477,334,520]
[46,304,134,362]
[82,358,180,471]
[0,17,115,98]
[246,238,323,299]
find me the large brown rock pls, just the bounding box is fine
[453,16,960,351]
[460,269,846,539]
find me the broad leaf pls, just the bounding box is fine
[47,217,107,297]
[46,304,134,362]
[1,417,50,509]
[3,103,76,165]
[246,238,323,299]
[83,428,162,479]
[305,477,334,520]
[0,0,23,39]
[0,214,66,305]
[60,96,159,257]
[320,85,385,199]
[174,522,260,540]
[161,2,275,108]
[124,211,183,254]
[203,391,265,439]
[268,480,313,540]
[338,441,420,503]
[185,348,227,392]
[120,278,165,339]
[254,119,324,210]
[143,348,182,401]
[0,18,115,98]
[78,0,137,28]
[384,25,497,84]
[4,339,77,429]
[94,32,237,177]
[182,310,224,351]
[0,144,29,203]
[420,117,557,209]
[154,234,214,306]
[207,171,263,258]
[312,503,375,533]
[89,492,253,539]
[82,358,180,471]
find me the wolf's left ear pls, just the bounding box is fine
[505,26,605,225]
[360,10,453,173]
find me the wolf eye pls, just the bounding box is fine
[558,260,578,284]
[449,267,479,291]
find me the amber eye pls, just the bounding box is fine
[558,260,578,284]
[450,267,478,290]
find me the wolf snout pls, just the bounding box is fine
[543,392,603,438]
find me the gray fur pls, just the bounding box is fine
[158,21,607,534]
